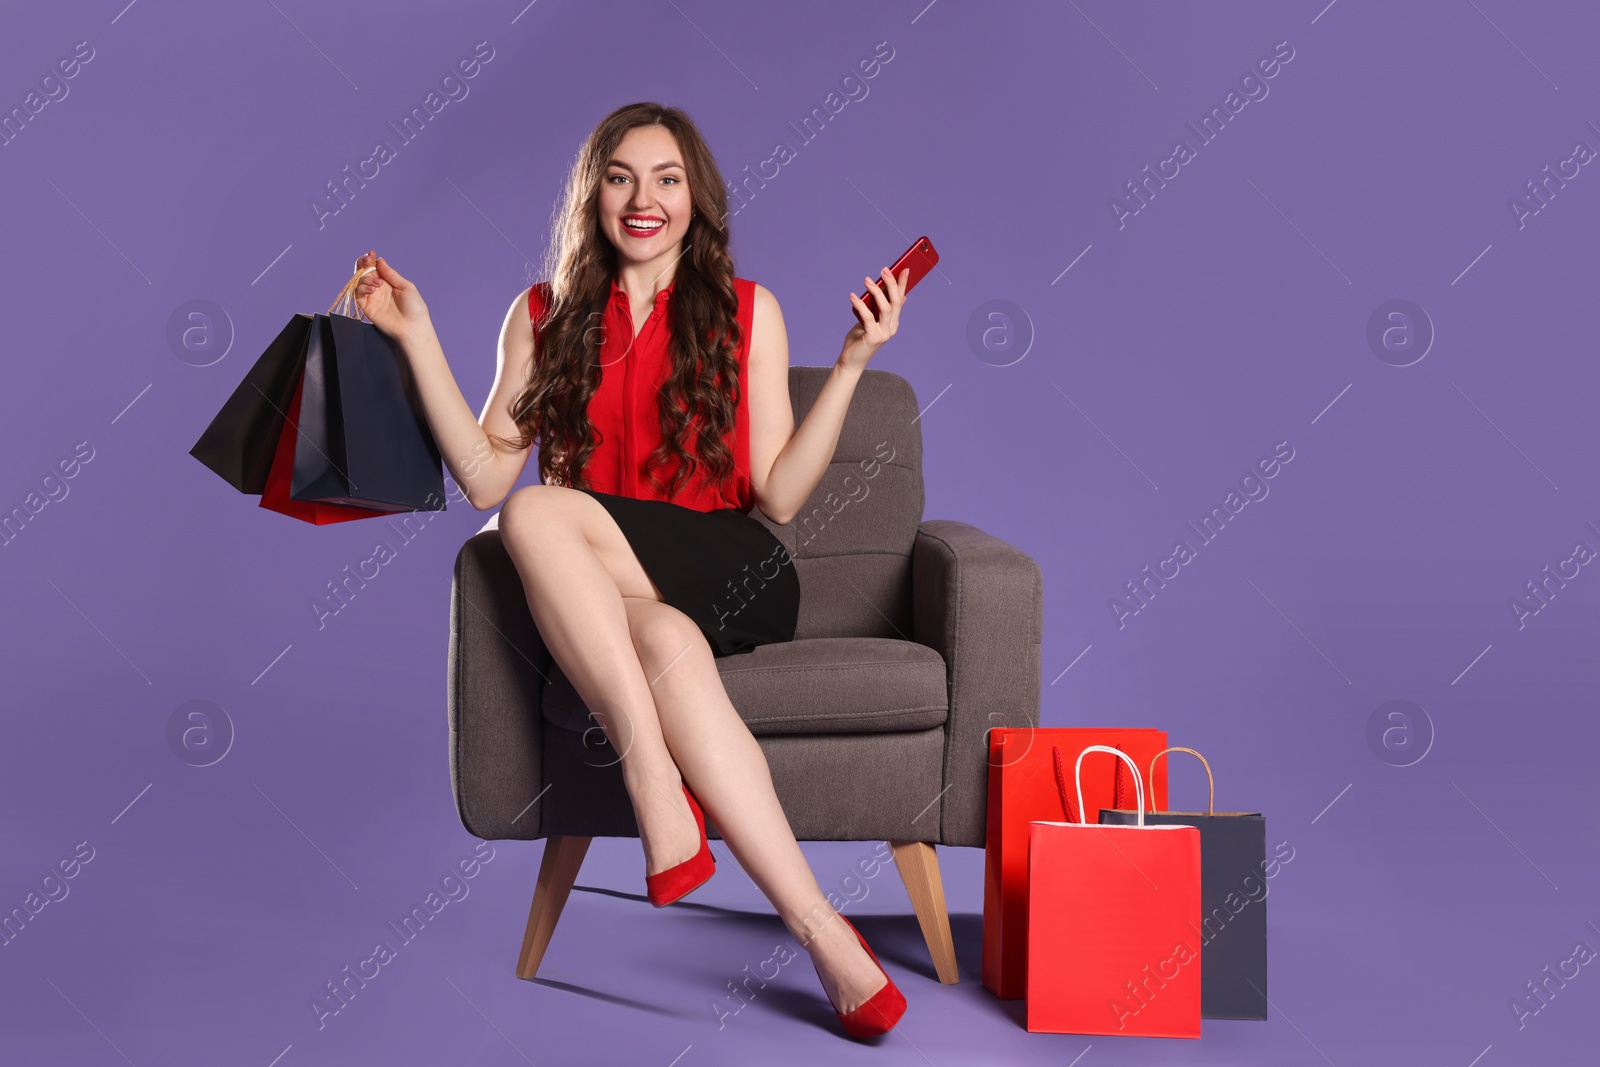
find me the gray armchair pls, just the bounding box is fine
[448,366,1042,983]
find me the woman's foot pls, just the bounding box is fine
[642,780,714,906]
[802,906,892,1016]
[641,777,703,876]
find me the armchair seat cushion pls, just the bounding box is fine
[717,637,949,735]
[541,635,948,737]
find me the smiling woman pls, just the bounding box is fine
[346,99,914,1039]
[507,121,798,651]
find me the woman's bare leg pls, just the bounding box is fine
[621,595,891,1015]
[497,485,890,1015]
[497,485,702,876]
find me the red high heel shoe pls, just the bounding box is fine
[811,915,907,1039]
[644,782,715,907]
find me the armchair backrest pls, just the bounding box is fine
[757,366,925,640]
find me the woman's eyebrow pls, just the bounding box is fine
[606,159,686,172]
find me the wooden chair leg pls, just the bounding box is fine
[888,840,960,984]
[516,835,590,980]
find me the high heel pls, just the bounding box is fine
[644,782,715,907]
[811,915,907,1039]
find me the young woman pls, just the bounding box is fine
[351,102,912,1040]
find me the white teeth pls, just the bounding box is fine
[624,219,663,230]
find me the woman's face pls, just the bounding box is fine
[599,124,692,267]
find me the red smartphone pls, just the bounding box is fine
[855,235,938,322]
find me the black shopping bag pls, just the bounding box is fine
[1100,747,1268,1021]
[190,267,445,518]
[290,275,444,511]
[188,314,312,494]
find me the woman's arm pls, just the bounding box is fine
[748,269,907,526]
[397,294,536,511]
[354,253,535,512]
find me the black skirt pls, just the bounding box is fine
[576,488,800,657]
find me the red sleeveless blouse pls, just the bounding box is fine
[527,274,757,514]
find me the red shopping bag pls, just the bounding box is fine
[1026,745,1202,1037]
[983,727,1169,999]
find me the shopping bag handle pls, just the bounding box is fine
[1050,746,1079,823]
[1149,747,1214,815]
[1064,744,1144,827]
[328,264,379,322]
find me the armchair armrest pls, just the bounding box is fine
[912,519,1043,847]
[449,529,554,840]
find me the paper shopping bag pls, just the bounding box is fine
[983,726,1170,1000]
[190,267,446,523]
[1027,745,1202,1037]
[1101,747,1268,1020]
[188,314,313,494]
[258,361,391,525]
[290,276,445,512]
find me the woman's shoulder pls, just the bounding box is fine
[737,278,781,329]
[733,276,772,314]
[735,277,779,308]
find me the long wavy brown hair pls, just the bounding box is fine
[487,102,744,503]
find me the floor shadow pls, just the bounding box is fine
[734,982,841,1033]
[946,912,1032,1029]
[836,913,932,981]
[989,996,1028,1029]
[572,883,742,910]
[839,911,989,988]
[564,890,1023,1027]
[521,975,693,1018]
[572,883,664,906]
[572,890,995,986]
[720,967,903,1041]
[950,912,983,979]
[572,884,792,928]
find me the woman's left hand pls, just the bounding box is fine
[839,266,910,372]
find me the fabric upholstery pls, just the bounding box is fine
[448,528,552,841]
[758,369,924,641]
[542,636,948,737]
[539,725,950,843]
[912,520,1044,847]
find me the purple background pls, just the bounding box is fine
[3,0,1597,1063]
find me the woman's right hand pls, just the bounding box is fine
[353,250,431,343]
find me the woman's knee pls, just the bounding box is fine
[627,602,709,676]
[499,484,578,543]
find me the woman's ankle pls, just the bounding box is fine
[787,899,845,948]
[622,759,682,801]
[635,778,698,871]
